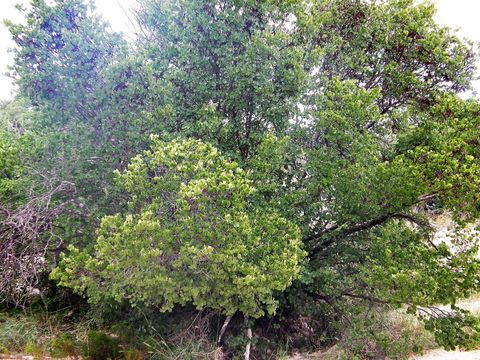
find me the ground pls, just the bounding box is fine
[287,349,480,359]
[412,349,480,360]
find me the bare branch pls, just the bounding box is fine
[0,177,86,306]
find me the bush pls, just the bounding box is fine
[83,330,120,360]
[54,138,304,319]
[49,333,79,358]
[334,308,436,360]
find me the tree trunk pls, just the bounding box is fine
[217,314,232,344]
[244,315,252,360]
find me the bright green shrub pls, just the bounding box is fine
[53,138,305,318]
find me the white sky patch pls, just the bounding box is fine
[0,0,137,101]
[0,0,28,100]
[94,0,138,39]
[0,0,479,101]
[433,0,480,97]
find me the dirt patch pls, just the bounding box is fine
[410,349,480,360]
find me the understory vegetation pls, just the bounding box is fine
[1,0,480,358]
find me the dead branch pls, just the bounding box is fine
[0,177,86,307]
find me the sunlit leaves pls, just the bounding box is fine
[53,138,305,318]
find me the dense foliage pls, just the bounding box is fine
[52,138,304,318]
[2,0,480,356]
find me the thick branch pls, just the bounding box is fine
[308,212,430,258]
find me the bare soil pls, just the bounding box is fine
[411,349,480,360]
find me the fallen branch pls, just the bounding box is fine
[0,177,86,306]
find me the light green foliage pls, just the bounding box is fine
[0,129,38,208]
[0,134,24,205]
[304,80,424,224]
[424,309,480,351]
[0,100,35,206]
[53,138,305,318]
[359,223,479,306]
[296,79,480,348]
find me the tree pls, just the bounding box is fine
[4,0,153,217]
[134,0,307,159]
[298,0,475,112]
[291,80,480,349]
[5,0,125,123]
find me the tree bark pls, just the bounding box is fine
[244,315,252,360]
[217,314,232,344]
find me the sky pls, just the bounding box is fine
[0,0,479,101]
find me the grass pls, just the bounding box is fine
[0,307,439,359]
[0,308,222,360]
[0,312,44,354]
[1,293,479,360]
[144,336,221,360]
[0,308,95,358]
